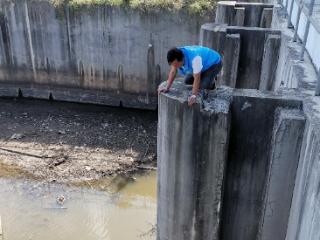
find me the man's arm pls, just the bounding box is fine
[188,56,203,106]
[166,66,177,90]
[192,73,201,95]
[159,66,177,93]
[188,72,201,106]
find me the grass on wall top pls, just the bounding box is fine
[49,0,217,15]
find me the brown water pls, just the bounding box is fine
[0,172,156,240]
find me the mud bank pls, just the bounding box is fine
[0,98,157,183]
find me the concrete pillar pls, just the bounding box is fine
[221,34,240,88]
[259,34,281,91]
[234,7,245,26]
[215,1,237,25]
[260,8,273,28]
[200,23,226,53]
[259,109,305,240]
[157,82,231,240]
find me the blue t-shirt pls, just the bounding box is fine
[178,46,221,76]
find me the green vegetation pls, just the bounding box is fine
[50,0,217,15]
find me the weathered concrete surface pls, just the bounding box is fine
[157,81,305,240]
[215,1,274,27]
[259,108,305,240]
[200,24,281,90]
[157,81,231,240]
[0,0,210,109]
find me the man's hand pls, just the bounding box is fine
[188,94,197,106]
[158,86,169,95]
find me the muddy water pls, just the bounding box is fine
[0,172,156,240]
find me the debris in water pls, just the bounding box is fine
[56,195,66,206]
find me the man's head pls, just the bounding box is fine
[167,48,184,68]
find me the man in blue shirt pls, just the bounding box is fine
[159,46,222,106]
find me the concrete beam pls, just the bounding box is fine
[259,34,281,91]
[259,109,305,240]
[157,81,231,240]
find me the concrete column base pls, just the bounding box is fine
[157,81,231,240]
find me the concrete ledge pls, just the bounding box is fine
[0,84,157,110]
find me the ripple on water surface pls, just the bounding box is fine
[0,172,157,240]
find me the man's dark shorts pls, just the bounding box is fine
[184,61,223,90]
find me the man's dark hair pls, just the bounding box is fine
[167,48,184,65]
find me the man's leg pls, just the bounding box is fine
[200,61,223,89]
[184,74,194,85]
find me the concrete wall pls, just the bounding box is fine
[157,81,305,240]
[272,5,317,91]
[271,3,320,240]
[0,0,210,109]
[200,23,281,90]
[279,0,320,70]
